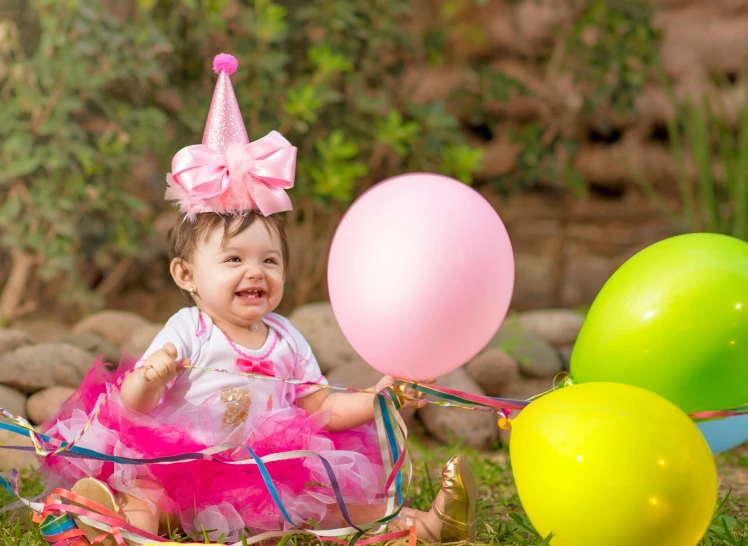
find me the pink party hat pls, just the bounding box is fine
[203,54,249,153]
[165,54,297,218]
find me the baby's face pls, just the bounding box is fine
[190,219,285,328]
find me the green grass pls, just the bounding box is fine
[2,440,748,545]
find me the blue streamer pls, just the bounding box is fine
[0,473,15,497]
[244,446,296,526]
[378,394,403,505]
[0,420,206,465]
[0,389,411,546]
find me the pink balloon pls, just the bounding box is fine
[327,173,515,380]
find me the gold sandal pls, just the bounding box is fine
[70,477,122,546]
[433,455,477,543]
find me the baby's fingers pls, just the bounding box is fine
[163,359,178,378]
[142,364,161,384]
[143,357,175,383]
[162,342,178,360]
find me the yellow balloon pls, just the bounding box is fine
[510,382,717,546]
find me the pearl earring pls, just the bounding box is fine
[189,287,197,296]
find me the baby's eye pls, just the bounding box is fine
[264,258,278,265]
[226,256,241,263]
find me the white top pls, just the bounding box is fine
[137,307,328,445]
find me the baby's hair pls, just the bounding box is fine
[167,212,290,296]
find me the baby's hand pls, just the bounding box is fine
[140,343,186,391]
[374,375,436,410]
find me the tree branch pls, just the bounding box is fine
[0,247,37,323]
[95,256,135,297]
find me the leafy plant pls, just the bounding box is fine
[566,0,662,114]
[0,0,173,321]
[0,0,484,318]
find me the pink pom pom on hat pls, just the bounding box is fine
[213,53,238,75]
[165,53,297,219]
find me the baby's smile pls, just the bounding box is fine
[236,288,266,302]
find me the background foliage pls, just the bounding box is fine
[0,0,661,321]
[631,57,748,241]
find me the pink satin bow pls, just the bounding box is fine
[236,358,276,377]
[170,131,296,216]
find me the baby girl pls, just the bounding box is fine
[41,54,477,545]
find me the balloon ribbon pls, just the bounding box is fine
[0,367,529,546]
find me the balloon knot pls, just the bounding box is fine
[498,417,513,430]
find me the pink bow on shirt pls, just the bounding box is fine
[236,358,276,377]
[170,131,296,216]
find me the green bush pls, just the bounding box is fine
[0,0,172,321]
[0,0,485,320]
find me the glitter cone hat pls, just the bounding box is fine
[165,54,296,218]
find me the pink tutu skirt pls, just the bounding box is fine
[40,357,385,541]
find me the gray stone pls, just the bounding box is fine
[289,302,361,373]
[464,348,518,397]
[0,428,39,472]
[418,368,498,449]
[326,359,385,391]
[27,386,75,425]
[72,310,151,347]
[62,333,122,366]
[0,384,28,420]
[121,323,163,357]
[325,360,417,425]
[0,343,95,394]
[516,309,586,347]
[0,329,32,356]
[503,377,556,402]
[10,319,71,343]
[488,326,563,379]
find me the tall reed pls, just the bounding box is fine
[629,57,748,240]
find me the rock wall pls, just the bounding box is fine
[487,191,682,309]
[409,0,748,189]
[406,0,748,309]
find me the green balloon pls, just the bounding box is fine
[571,233,748,414]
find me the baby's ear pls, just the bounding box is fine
[170,258,194,291]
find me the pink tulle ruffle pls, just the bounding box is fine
[40,357,384,541]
